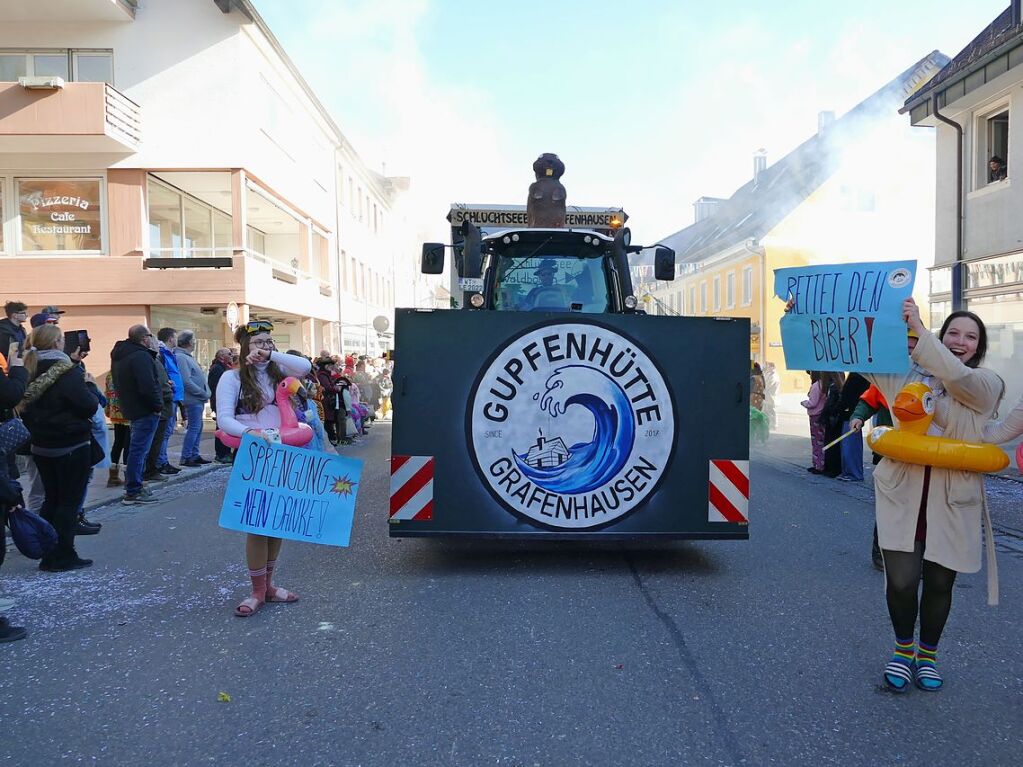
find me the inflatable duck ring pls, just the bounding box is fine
[866,382,1009,473]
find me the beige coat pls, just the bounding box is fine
[867,329,1004,605]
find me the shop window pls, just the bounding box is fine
[18,178,103,253]
[0,50,112,83]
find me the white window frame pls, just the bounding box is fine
[12,174,108,256]
[742,266,753,306]
[0,48,114,84]
[713,275,721,311]
[0,176,7,256]
[700,281,707,314]
[688,285,695,314]
[147,175,233,258]
[726,271,735,308]
[972,97,1011,191]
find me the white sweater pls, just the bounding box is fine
[983,393,1023,444]
[215,351,311,437]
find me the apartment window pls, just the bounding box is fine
[147,177,232,257]
[18,177,104,253]
[357,187,364,222]
[700,281,707,313]
[713,276,721,311]
[0,181,5,254]
[688,286,695,314]
[340,250,348,290]
[742,266,753,305]
[247,226,266,257]
[726,272,735,308]
[0,50,113,83]
[984,109,1009,184]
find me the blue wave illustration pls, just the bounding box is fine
[514,365,635,494]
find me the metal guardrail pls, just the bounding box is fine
[146,247,332,293]
[104,83,141,147]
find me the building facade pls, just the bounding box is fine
[639,52,947,403]
[903,2,1023,413]
[0,0,412,371]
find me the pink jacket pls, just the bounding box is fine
[801,381,825,417]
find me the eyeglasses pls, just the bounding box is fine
[250,338,275,349]
[245,320,274,333]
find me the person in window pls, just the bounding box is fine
[521,260,570,310]
[988,155,1007,183]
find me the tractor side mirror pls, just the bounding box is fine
[459,220,483,279]
[654,246,676,282]
[421,243,445,274]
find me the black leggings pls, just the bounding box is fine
[883,543,957,646]
[110,423,131,465]
[34,445,92,563]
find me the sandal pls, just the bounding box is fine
[883,661,914,693]
[914,664,943,692]
[265,586,299,603]
[234,596,264,617]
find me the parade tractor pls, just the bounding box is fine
[388,180,751,540]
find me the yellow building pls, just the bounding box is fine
[643,51,947,399]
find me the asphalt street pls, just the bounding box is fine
[1,424,1022,766]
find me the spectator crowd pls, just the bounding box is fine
[0,299,392,642]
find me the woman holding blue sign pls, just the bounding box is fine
[869,299,1003,693]
[216,321,312,618]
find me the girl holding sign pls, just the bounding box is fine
[869,299,1003,692]
[216,321,312,617]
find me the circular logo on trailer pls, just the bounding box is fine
[468,323,675,529]
[888,267,912,288]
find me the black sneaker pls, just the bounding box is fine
[192,457,212,465]
[76,515,101,536]
[159,464,182,475]
[142,471,168,483]
[0,616,27,643]
[39,557,93,572]
[123,490,159,505]
[214,456,234,465]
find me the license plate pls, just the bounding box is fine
[459,278,484,292]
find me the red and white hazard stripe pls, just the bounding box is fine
[708,459,749,524]
[390,455,434,521]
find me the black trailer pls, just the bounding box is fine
[388,309,751,539]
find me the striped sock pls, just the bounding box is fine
[915,641,942,690]
[248,566,267,602]
[884,637,915,690]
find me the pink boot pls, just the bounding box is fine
[234,567,267,617]
[265,558,299,603]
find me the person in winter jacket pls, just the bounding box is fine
[17,324,100,572]
[104,371,130,486]
[207,348,236,464]
[835,373,871,482]
[867,299,1003,693]
[110,326,163,504]
[155,328,184,471]
[173,331,212,466]
[0,301,28,358]
[315,357,341,444]
[0,344,28,642]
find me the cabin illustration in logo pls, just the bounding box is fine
[523,433,570,469]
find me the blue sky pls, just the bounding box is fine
[252,0,1008,241]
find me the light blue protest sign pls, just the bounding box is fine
[774,260,916,373]
[218,435,362,546]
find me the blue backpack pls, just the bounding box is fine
[7,506,58,560]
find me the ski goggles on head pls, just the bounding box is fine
[244,320,274,334]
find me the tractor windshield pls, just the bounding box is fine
[492,251,610,312]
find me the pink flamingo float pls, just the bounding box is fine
[216,376,313,448]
